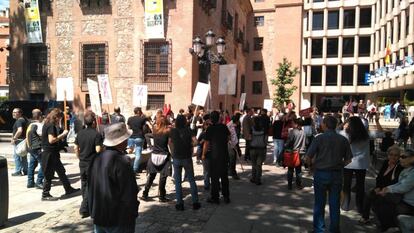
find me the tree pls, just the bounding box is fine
[271,57,299,111]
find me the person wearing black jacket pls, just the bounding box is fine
[272,114,284,165]
[26,109,44,189]
[88,123,139,233]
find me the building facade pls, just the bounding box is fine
[9,0,252,116]
[302,0,414,111]
[0,8,9,97]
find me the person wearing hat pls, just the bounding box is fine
[88,123,139,233]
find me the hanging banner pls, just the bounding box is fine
[97,74,113,104]
[87,79,102,116]
[56,78,74,101]
[218,64,237,95]
[133,85,148,107]
[239,93,246,111]
[145,0,164,39]
[263,99,273,112]
[192,82,210,107]
[24,0,43,44]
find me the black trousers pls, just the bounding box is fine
[143,172,167,198]
[210,160,229,200]
[79,163,89,214]
[342,168,366,212]
[42,151,71,197]
[361,188,378,219]
[374,194,414,231]
[245,140,251,160]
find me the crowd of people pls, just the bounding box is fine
[9,103,414,233]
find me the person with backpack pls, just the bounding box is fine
[250,117,267,185]
[110,106,126,124]
[26,109,44,189]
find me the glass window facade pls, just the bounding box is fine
[343,37,354,57]
[313,12,324,30]
[327,38,339,57]
[311,66,322,85]
[341,65,353,86]
[312,39,323,58]
[328,11,339,29]
[343,10,355,28]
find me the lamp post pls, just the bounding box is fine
[190,29,226,110]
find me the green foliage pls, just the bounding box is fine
[271,57,298,110]
[0,96,8,103]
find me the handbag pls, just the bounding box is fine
[283,149,300,168]
[15,139,28,157]
[151,153,168,166]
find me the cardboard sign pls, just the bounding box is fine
[263,99,273,112]
[87,79,102,116]
[239,93,246,111]
[97,74,113,104]
[218,64,237,95]
[133,85,148,107]
[192,82,210,107]
[145,0,164,39]
[56,77,74,101]
[299,107,313,117]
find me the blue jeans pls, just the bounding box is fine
[313,169,342,233]
[128,137,143,173]
[28,149,44,185]
[13,140,28,174]
[273,139,284,163]
[94,224,135,233]
[384,112,391,121]
[173,158,199,205]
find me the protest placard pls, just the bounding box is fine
[239,93,246,111]
[97,74,113,104]
[87,79,102,116]
[192,82,210,107]
[218,64,237,95]
[56,77,74,101]
[133,85,148,107]
[263,99,273,112]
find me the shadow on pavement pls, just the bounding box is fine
[0,212,45,229]
[49,221,93,232]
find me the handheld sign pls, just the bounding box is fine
[56,77,74,101]
[87,79,102,116]
[239,93,246,111]
[97,74,113,104]
[133,85,148,107]
[218,64,237,95]
[299,107,313,117]
[263,99,273,112]
[192,82,210,107]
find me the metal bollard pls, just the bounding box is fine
[0,156,8,226]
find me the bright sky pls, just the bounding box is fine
[0,0,9,10]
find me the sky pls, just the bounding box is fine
[0,0,9,10]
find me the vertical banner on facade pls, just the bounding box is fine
[192,82,210,107]
[56,78,74,101]
[133,85,148,107]
[24,0,43,44]
[263,99,273,112]
[97,74,113,104]
[218,64,237,95]
[239,93,246,111]
[87,79,102,116]
[144,0,164,39]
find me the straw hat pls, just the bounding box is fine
[103,123,132,147]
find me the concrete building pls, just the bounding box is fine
[302,0,414,111]
[0,8,9,97]
[9,0,252,116]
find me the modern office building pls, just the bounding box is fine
[302,0,414,111]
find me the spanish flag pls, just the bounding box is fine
[385,37,391,65]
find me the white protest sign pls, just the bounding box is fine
[133,85,148,107]
[56,77,74,101]
[218,64,237,95]
[87,79,102,116]
[97,74,113,104]
[192,82,210,107]
[263,99,273,112]
[239,93,246,111]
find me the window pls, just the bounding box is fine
[234,13,238,36]
[241,75,245,94]
[147,95,165,110]
[360,8,371,28]
[221,0,227,27]
[252,81,262,94]
[254,16,264,26]
[406,11,409,38]
[311,39,323,58]
[313,12,324,30]
[327,38,338,57]
[81,43,107,90]
[311,66,322,86]
[143,41,172,92]
[25,45,48,81]
[343,10,355,28]
[254,0,264,2]
[254,37,264,50]
[313,0,324,2]
[357,65,370,86]
[326,65,338,86]
[359,36,370,57]
[253,61,263,71]
[226,12,233,30]
[341,65,353,86]
[328,11,339,29]
[342,37,354,57]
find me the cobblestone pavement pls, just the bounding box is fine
[0,142,380,233]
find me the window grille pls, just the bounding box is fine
[80,42,108,91]
[24,44,49,81]
[147,95,165,110]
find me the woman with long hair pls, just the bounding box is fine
[341,116,370,212]
[41,108,79,201]
[141,115,172,202]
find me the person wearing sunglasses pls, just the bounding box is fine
[374,148,414,232]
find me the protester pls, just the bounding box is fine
[74,111,103,218]
[110,106,126,124]
[305,115,352,233]
[341,116,370,213]
[88,123,139,233]
[342,102,350,122]
[127,107,148,173]
[169,115,201,211]
[285,118,306,190]
[141,116,172,202]
[394,101,400,121]
[26,109,44,189]
[410,118,414,149]
[397,117,409,149]
[249,116,267,185]
[272,113,284,166]
[41,108,79,201]
[198,119,211,190]
[202,111,230,204]
[384,103,392,121]
[359,145,403,224]
[227,113,241,180]
[11,108,28,176]
[242,108,254,161]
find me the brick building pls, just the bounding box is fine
[9,0,253,116]
[0,8,9,97]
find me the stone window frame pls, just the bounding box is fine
[23,43,50,82]
[79,42,109,92]
[253,37,264,50]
